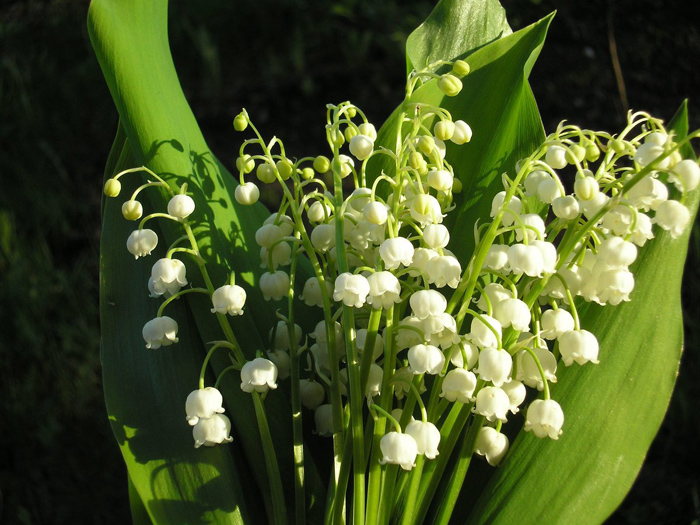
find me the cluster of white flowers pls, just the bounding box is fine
[106,56,696,468]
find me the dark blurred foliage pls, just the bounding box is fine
[0,0,698,523]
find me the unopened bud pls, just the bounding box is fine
[452,59,470,77]
[104,178,121,197]
[438,74,463,97]
[233,113,248,132]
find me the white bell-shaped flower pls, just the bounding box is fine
[380,237,415,270]
[314,404,334,436]
[408,344,445,375]
[168,194,196,219]
[379,432,418,470]
[669,159,700,192]
[552,195,580,220]
[410,290,447,320]
[515,213,546,243]
[260,243,292,270]
[333,272,370,308]
[426,255,461,288]
[211,284,246,316]
[192,413,233,448]
[524,170,550,196]
[531,240,557,274]
[501,380,526,414]
[307,200,332,223]
[474,386,510,422]
[407,247,437,277]
[507,244,544,277]
[602,204,634,236]
[451,120,472,145]
[537,177,561,204]
[269,320,302,351]
[574,175,600,201]
[255,224,284,249]
[475,348,512,387]
[366,271,402,309]
[299,379,325,410]
[493,298,531,332]
[150,258,188,297]
[311,320,345,355]
[240,357,278,393]
[596,268,635,305]
[597,236,637,268]
[524,399,564,439]
[406,421,441,459]
[267,349,291,380]
[392,367,426,400]
[186,387,225,426]
[635,141,670,170]
[366,363,384,398]
[448,340,479,369]
[545,145,567,169]
[363,201,388,225]
[440,368,477,403]
[260,271,290,301]
[358,122,377,141]
[300,277,332,308]
[630,213,655,247]
[423,224,450,249]
[142,316,179,349]
[559,329,600,366]
[540,309,575,340]
[234,182,260,205]
[356,329,384,361]
[424,313,460,349]
[581,192,610,221]
[427,169,454,192]
[122,200,143,221]
[410,194,443,226]
[516,347,557,391]
[476,283,510,312]
[469,315,502,349]
[349,134,374,160]
[653,200,690,239]
[474,426,509,466]
[127,229,158,259]
[395,316,424,350]
[338,155,355,178]
[490,191,522,227]
[483,244,509,271]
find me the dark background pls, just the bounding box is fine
[1,0,698,523]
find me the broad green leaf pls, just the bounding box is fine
[405,0,511,73]
[465,103,698,524]
[90,0,325,521]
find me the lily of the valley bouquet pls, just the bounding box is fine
[93,0,699,523]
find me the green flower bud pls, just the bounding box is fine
[452,178,463,193]
[452,60,470,77]
[314,155,331,173]
[417,136,435,156]
[585,141,600,162]
[344,126,358,142]
[301,167,315,180]
[609,138,626,154]
[565,144,586,164]
[438,74,463,97]
[346,107,357,118]
[330,129,345,147]
[104,178,121,197]
[256,163,276,184]
[236,154,255,174]
[233,113,248,132]
[358,123,377,141]
[122,200,143,221]
[409,152,426,171]
[276,159,293,180]
[434,120,455,141]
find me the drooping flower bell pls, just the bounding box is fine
[127,229,158,259]
[333,272,371,308]
[474,426,509,466]
[558,329,600,366]
[299,379,325,410]
[408,344,446,375]
[405,421,441,459]
[150,258,188,297]
[185,387,225,426]
[473,386,510,422]
[240,357,278,393]
[524,399,564,440]
[167,194,196,219]
[366,271,402,309]
[192,413,233,448]
[211,284,247,316]
[379,432,419,470]
[142,316,179,349]
[440,368,477,403]
[260,271,290,301]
